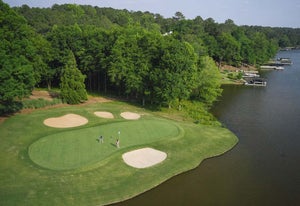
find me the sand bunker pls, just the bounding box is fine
[94,111,114,119]
[122,148,167,169]
[120,112,141,120]
[43,114,88,128]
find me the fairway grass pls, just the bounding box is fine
[0,102,238,206]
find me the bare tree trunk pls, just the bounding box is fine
[104,73,107,94]
[98,71,101,92]
[47,80,51,90]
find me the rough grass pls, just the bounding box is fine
[0,101,238,206]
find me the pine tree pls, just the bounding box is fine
[60,51,87,104]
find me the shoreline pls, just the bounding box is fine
[220,64,258,85]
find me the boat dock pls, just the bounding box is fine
[244,77,267,86]
[277,57,292,65]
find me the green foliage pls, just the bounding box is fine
[192,56,222,105]
[109,26,150,93]
[0,57,35,101]
[226,71,242,80]
[108,27,199,106]
[237,71,243,79]
[171,99,221,126]
[0,1,36,114]
[0,101,23,116]
[216,32,242,66]
[227,73,234,79]
[22,98,62,109]
[153,38,198,106]
[60,51,87,104]
[2,2,297,112]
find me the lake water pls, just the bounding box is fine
[112,50,300,206]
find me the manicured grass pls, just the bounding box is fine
[0,101,238,206]
[29,119,182,170]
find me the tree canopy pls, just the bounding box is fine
[0,1,36,114]
[1,1,299,114]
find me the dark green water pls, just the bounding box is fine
[112,50,300,206]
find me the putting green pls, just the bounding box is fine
[28,119,182,171]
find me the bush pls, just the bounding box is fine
[171,100,221,126]
[22,98,62,109]
[0,101,23,116]
[227,73,234,79]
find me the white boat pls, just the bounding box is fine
[275,66,284,70]
[260,65,284,70]
[277,58,292,65]
[243,72,260,77]
[244,77,267,86]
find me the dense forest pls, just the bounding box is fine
[1,1,300,115]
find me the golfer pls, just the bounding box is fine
[116,139,120,148]
[99,135,103,143]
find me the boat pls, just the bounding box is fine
[275,66,284,70]
[277,58,292,65]
[260,65,284,70]
[243,72,260,78]
[244,77,267,86]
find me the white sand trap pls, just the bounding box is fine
[43,114,88,128]
[120,112,141,120]
[122,148,167,169]
[94,111,114,119]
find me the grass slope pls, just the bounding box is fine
[0,102,238,206]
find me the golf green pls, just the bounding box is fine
[0,102,238,206]
[28,119,182,170]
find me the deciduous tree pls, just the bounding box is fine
[0,1,36,114]
[192,56,222,105]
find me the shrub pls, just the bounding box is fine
[0,101,23,116]
[22,98,62,109]
[171,99,221,126]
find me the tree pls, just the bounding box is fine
[192,56,222,105]
[0,57,35,114]
[203,18,220,36]
[46,24,84,88]
[232,28,256,65]
[60,51,87,104]
[173,11,185,21]
[251,32,270,65]
[109,26,157,102]
[0,1,36,114]
[216,32,241,66]
[203,35,218,59]
[153,38,198,107]
[9,2,290,110]
[220,19,237,34]
[31,35,54,89]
